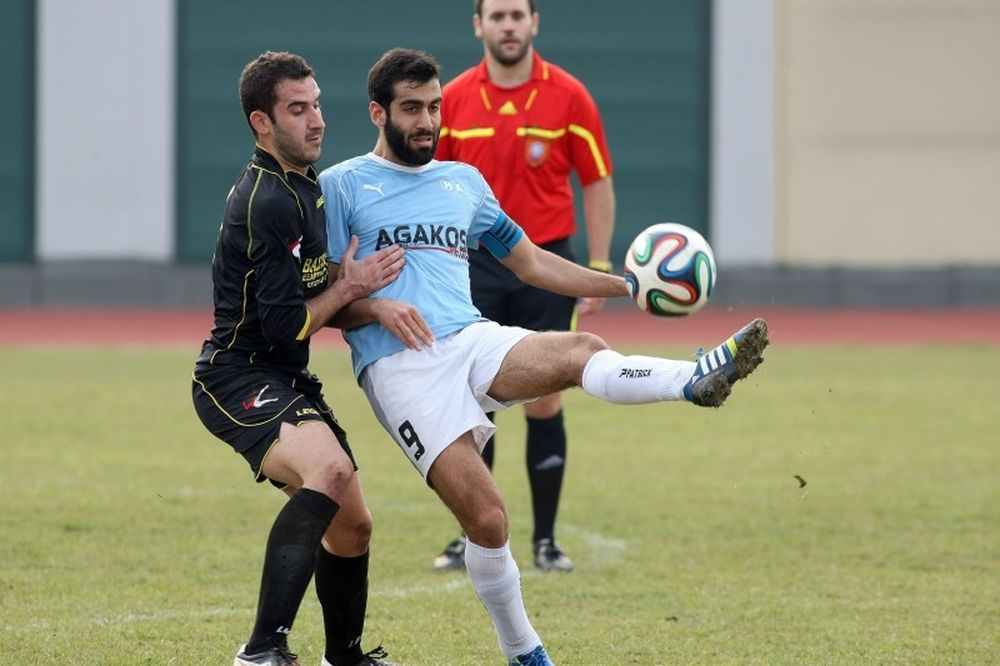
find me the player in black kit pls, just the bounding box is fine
[191,51,404,666]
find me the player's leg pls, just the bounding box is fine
[428,434,547,663]
[314,473,395,666]
[522,394,573,572]
[431,249,513,571]
[508,245,577,572]
[467,246,516,479]
[232,420,355,662]
[488,318,769,408]
[278,403,385,666]
[488,328,692,402]
[360,339,550,664]
[193,370,349,664]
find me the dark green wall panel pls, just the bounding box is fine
[176,0,709,264]
[0,0,35,261]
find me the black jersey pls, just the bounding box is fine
[200,146,329,373]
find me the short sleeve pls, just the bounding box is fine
[320,171,352,263]
[568,84,613,186]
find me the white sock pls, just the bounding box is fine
[464,540,541,660]
[581,349,696,403]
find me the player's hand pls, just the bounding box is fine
[577,297,606,316]
[337,236,405,300]
[371,298,434,350]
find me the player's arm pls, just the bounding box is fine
[298,236,405,338]
[250,198,334,347]
[568,79,617,312]
[578,176,616,314]
[318,170,432,349]
[325,275,434,351]
[488,216,627,299]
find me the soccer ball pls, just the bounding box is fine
[623,223,716,317]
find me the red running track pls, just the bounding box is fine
[2,307,998,347]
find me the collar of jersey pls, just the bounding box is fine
[476,50,548,87]
[253,145,318,182]
[365,152,437,173]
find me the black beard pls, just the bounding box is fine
[385,112,437,166]
[488,39,531,67]
[273,122,318,170]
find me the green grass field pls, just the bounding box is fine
[2,344,998,664]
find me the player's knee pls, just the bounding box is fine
[463,504,509,548]
[327,509,373,553]
[573,331,609,354]
[567,332,609,375]
[303,457,356,499]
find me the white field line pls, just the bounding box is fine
[1,578,469,634]
[560,523,628,569]
[4,524,625,633]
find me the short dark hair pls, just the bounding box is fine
[367,48,441,110]
[474,0,536,15]
[239,51,315,136]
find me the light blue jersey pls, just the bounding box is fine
[319,153,525,377]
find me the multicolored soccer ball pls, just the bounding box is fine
[624,223,717,317]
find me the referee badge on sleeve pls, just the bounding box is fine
[525,138,551,168]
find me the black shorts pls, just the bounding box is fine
[191,353,356,487]
[469,237,577,331]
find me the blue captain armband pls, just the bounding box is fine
[478,213,524,259]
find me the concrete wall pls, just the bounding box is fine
[36,0,174,260]
[776,0,1000,267]
[712,0,776,266]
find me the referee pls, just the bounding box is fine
[191,51,401,666]
[434,0,616,572]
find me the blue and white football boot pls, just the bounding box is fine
[683,318,769,407]
[508,644,554,665]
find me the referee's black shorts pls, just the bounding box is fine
[469,237,577,332]
[191,349,356,487]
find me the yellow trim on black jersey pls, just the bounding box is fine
[246,171,264,260]
[212,268,255,363]
[295,307,311,341]
[252,165,305,219]
[192,373,305,427]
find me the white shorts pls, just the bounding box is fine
[359,321,534,478]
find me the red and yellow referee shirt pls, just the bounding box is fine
[436,51,613,245]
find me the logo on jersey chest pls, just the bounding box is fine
[525,138,551,168]
[440,178,466,194]
[375,224,468,259]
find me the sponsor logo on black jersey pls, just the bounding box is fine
[302,253,328,289]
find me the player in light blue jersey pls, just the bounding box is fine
[318,48,769,666]
[320,151,504,378]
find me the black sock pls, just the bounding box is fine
[526,411,566,543]
[481,412,496,470]
[246,488,339,653]
[316,548,369,665]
